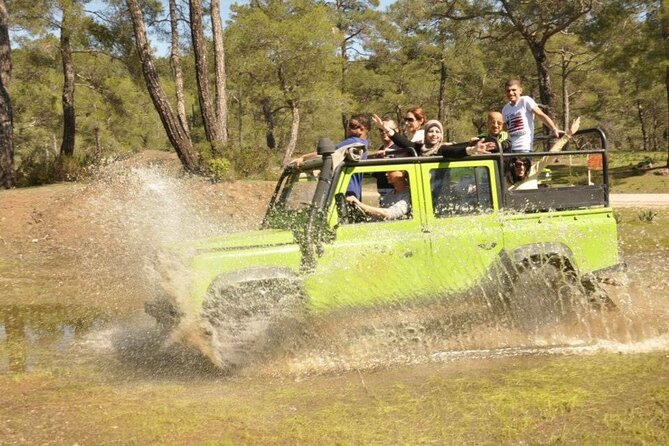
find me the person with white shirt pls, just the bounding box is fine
[502,79,560,153]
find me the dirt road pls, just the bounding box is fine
[609,193,669,208]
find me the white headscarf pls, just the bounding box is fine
[420,120,444,156]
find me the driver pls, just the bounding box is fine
[345,170,410,220]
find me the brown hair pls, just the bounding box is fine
[349,113,371,130]
[406,106,427,125]
[504,79,522,89]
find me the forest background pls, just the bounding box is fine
[0,0,667,188]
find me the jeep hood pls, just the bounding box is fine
[163,228,296,258]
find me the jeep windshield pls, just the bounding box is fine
[262,157,324,230]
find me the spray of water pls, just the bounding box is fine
[30,163,667,377]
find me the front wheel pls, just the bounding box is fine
[200,277,306,370]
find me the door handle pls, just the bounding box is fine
[478,242,497,250]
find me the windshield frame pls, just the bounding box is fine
[261,157,325,230]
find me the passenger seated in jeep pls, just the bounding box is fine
[345,170,411,220]
[291,114,371,199]
[506,157,532,187]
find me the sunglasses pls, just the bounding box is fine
[348,122,362,130]
[404,117,416,123]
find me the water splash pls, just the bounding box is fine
[12,164,665,378]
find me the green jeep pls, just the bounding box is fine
[146,128,622,368]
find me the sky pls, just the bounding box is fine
[141,0,396,56]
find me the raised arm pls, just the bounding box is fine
[372,113,420,153]
[532,106,560,138]
[440,139,493,158]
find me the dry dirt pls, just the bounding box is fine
[0,150,275,314]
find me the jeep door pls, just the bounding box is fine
[417,160,504,295]
[305,164,433,311]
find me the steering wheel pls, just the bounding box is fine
[346,201,368,224]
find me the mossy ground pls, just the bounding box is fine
[0,353,667,444]
[1,151,668,444]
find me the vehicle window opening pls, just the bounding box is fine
[341,169,413,224]
[431,166,492,217]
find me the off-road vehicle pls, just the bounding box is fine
[146,128,622,368]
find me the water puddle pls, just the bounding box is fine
[0,304,110,373]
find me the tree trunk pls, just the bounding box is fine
[0,0,14,188]
[531,43,557,121]
[59,3,76,157]
[210,0,229,144]
[560,51,570,130]
[636,99,649,151]
[126,0,199,172]
[260,97,276,149]
[662,0,669,167]
[281,100,300,167]
[340,40,348,138]
[438,59,449,139]
[666,66,669,166]
[168,0,189,133]
[189,0,224,145]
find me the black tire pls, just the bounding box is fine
[201,277,306,370]
[144,295,182,331]
[504,256,579,330]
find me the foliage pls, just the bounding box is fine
[3,0,668,184]
[206,156,232,183]
[638,209,658,222]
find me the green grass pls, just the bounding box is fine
[0,354,667,444]
[542,150,668,192]
[615,208,669,256]
[1,169,667,444]
[607,150,669,193]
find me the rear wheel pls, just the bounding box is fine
[505,257,578,330]
[503,256,616,331]
[201,277,306,369]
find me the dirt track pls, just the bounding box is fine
[610,194,669,208]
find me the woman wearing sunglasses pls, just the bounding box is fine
[403,107,427,144]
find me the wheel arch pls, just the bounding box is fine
[206,267,302,294]
[493,243,579,291]
[506,243,578,272]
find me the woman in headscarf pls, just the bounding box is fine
[372,115,492,157]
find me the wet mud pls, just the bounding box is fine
[1,165,668,380]
[3,249,666,379]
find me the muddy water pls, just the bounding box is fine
[1,167,668,378]
[257,252,669,377]
[1,252,667,378]
[0,304,109,373]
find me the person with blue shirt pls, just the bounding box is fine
[291,114,370,199]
